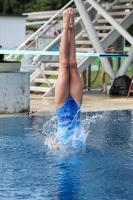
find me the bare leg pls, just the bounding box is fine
[108,57,112,66]
[68,8,83,106]
[101,57,112,88]
[82,69,87,89]
[55,9,70,110]
[101,68,105,88]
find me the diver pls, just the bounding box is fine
[54,8,83,149]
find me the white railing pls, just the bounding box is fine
[32,0,104,64]
[6,0,104,62]
[6,0,74,61]
[87,0,133,46]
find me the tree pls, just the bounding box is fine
[104,0,114,2]
[0,0,70,14]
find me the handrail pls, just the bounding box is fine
[87,0,133,46]
[6,0,104,61]
[6,0,74,60]
[11,13,63,61]
[32,0,104,63]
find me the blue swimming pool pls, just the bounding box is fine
[0,110,133,200]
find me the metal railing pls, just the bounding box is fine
[32,0,103,65]
[6,0,104,63]
[6,0,74,61]
[85,50,132,91]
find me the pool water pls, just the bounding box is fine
[0,110,133,200]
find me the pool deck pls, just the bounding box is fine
[30,91,133,114]
[0,91,132,117]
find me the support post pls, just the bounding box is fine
[131,61,133,77]
[116,46,133,77]
[87,0,133,46]
[74,0,114,80]
[87,65,91,91]
[114,36,125,71]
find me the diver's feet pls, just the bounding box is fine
[53,139,59,149]
[63,9,70,29]
[69,8,74,29]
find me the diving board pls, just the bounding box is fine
[0,49,128,58]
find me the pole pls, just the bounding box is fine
[74,0,114,80]
[87,0,133,46]
[116,46,133,77]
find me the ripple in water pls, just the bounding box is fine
[1,110,133,199]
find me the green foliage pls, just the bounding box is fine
[104,0,114,2]
[0,0,70,14]
[0,0,4,13]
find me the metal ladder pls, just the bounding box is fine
[6,0,133,97]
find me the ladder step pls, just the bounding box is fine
[50,63,59,67]
[82,32,105,39]
[43,63,59,67]
[82,32,108,38]
[34,78,57,84]
[97,33,108,37]
[108,11,128,16]
[30,86,50,92]
[41,62,59,68]
[94,26,112,30]
[76,48,93,52]
[76,40,92,45]
[112,5,133,9]
[43,70,59,75]
[97,18,122,23]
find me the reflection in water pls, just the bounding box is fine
[0,110,133,199]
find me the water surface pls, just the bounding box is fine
[0,110,133,200]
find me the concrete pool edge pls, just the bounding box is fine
[0,93,132,117]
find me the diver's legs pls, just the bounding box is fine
[55,9,70,110]
[68,8,83,106]
[101,68,105,88]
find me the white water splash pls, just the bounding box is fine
[43,112,103,153]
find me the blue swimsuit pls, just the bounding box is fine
[56,96,83,149]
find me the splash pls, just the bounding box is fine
[43,112,103,153]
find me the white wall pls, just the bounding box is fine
[0,72,30,113]
[0,16,26,48]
